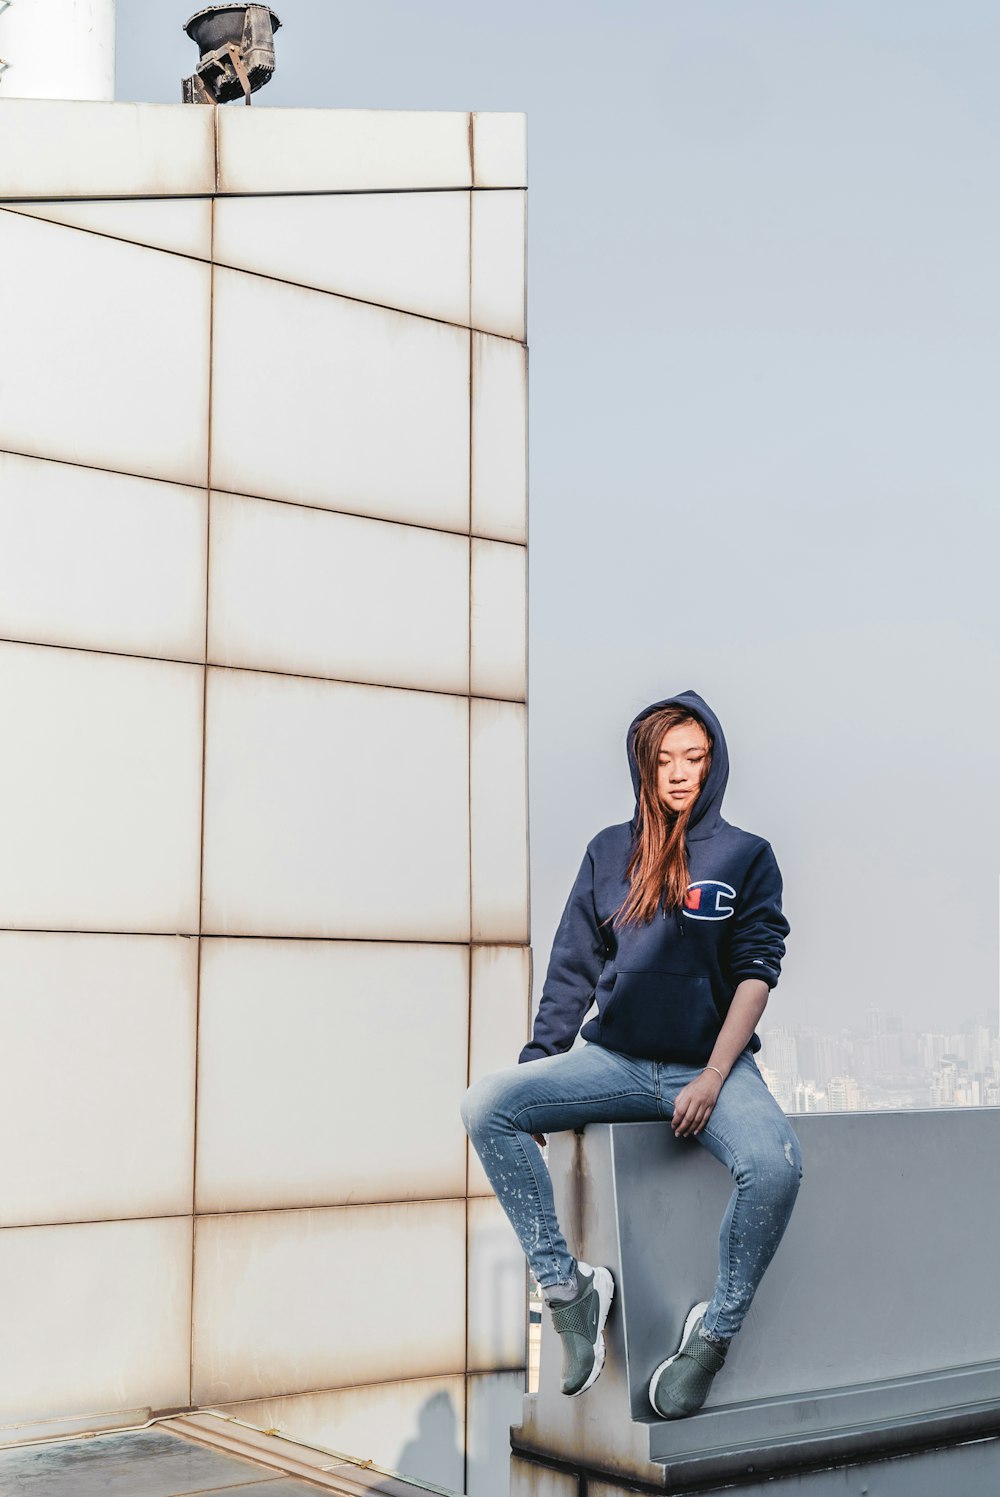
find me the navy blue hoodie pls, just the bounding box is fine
[520,690,789,1066]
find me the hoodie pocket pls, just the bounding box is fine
[598,969,721,1065]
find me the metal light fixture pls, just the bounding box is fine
[182,4,280,105]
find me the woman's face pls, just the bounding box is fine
[656,721,711,813]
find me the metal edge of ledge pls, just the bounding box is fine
[646,1359,1000,1468]
[162,1411,453,1497]
[649,1395,1000,1491]
[653,1399,1000,1492]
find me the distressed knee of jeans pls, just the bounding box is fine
[740,1150,797,1200]
[782,1137,804,1185]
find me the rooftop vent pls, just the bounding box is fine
[182,4,280,104]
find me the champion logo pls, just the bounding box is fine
[683,879,736,921]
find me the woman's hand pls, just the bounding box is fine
[671,1069,724,1137]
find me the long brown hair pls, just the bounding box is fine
[613,706,713,928]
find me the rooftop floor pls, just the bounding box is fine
[0,1426,323,1495]
[0,1414,437,1497]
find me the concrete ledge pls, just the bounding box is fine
[646,1366,1000,1487]
[511,1112,1000,1490]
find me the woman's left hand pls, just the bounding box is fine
[671,1069,724,1137]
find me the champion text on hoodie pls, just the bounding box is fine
[520,690,790,1066]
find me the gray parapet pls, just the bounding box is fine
[510,1113,1000,1494]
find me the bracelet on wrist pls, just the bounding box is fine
[703,1065,725,1083]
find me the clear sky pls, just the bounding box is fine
[118,2,1000,1034]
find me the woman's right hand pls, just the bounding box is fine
[671,1068,724,1137]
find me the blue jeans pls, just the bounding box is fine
[461,1043,802,1341]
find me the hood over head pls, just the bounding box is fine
[626,689,729,841]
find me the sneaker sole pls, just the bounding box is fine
[568,1266,615,1398]
[647,1300,709,1415]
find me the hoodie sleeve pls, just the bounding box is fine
[725,841,790,990]
[519,846,608,1063]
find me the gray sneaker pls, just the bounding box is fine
[648,1301,727,1419]
[548,1261,615,1397]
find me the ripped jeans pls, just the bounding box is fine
[461,1043,802,1341]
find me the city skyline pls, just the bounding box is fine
[758,1004,1000,1114]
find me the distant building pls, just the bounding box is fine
[759,1026,799,1088]
[792,1080,825,1113]
[826,1075,867,1112]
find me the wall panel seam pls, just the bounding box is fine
[0,926,531,945]
[193,1195,473,1223]
[205,1364,527,1408]
[2,198,527,338]
[188,183,217,1408]
[464,176,475,1497]
[0,200,523,340]
[0,450,525,542]
[0,444,525,535]
[0,636,527,706]
[0,1211,195,1233]
[0,184,526,205]
[0,1187,489,1231]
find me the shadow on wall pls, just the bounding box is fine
[395,1390,460,1488]
[372,1377,523,1497]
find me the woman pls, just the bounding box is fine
[461,689,802,1420]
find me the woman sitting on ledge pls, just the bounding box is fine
[461,689,802,1419]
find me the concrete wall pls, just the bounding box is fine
[511,1115,1000,1495]
[0,98,528,1497]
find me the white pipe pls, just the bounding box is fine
[0,0,115,101]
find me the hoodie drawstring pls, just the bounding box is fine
[662,905,686,936]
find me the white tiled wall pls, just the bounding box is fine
[207,493,470,692]
[472,332,529,544]
[191,1200,467,1403]
[470,947,534,1086]
[471,537,528,700]
[0,99,527,1494]
[213,191,470,324]
[472,113,528,190]
[200,670,471,940]
[471,699,530,942]
[0,932,197,1227]
[0,643,204,933]
[3,197,214,258]
[0,1216,193,1421]
[468,948,533,1196]
[195,939,470,1212]
[468,1196,529,1373]
[209,268,470,532]
[471,191,527,342]
[0,452,207,662]
[0,99,215,199]
[216,108,474,194]
[0,211,210,485]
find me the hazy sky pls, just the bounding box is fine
[118,2,1000,1034]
